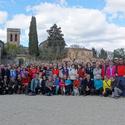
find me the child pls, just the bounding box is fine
[21,73,30,94]
[45,76,54,96]
[65,77,72,95]
[8,77,16,94]
[53,75,60,95]
[73,77,80,96]
[103,76,112,97]
[84,74,95,95]
[59,78,65,95]
[16,75,23,94]
[30,73,40,95]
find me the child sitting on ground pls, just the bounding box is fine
[45,76,54,96]
[59,78,65,95]
[84,74,95,95]
[103,76,112,97]
[53,75,60,95]
[65,77,72,95]
[73,76,80,96]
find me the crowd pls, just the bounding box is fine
[0,57,125,98]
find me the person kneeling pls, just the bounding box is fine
[59,78,65,95]
[103,76,112,97]
[30,73,40,95]
[73,77,80,96]
[45,77,54,96]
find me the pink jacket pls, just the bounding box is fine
[106,66,116,78]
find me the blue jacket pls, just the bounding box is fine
[65,79,72,86]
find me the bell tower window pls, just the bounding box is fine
[10,34,13,41]
[15,34,17,41]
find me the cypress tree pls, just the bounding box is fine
[29,16,39,56]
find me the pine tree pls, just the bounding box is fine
[47,24,65,46]
[46,24,66,59]
[29,16,39,56]
[99,48,107,59]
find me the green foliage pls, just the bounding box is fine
[29,16,39,57]
[39,48,66,61]
[4,43,19,57]
[39,24,66,60]
[4,43,28,58]
[113,48,125,59]
[99,48,107,59]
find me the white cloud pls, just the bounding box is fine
[0,2,125,51]
[27,3,125,51]
[0,28,6,42]
[6,14,31,29]
[5,14,31,44]
[104,0,125,14]
[0,11,7,41]
[104,0,125,20]
[0,11,8,24]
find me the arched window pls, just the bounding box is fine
[10,34,13,41]
[15,34,17,41]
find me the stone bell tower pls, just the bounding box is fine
[7,28,20,46]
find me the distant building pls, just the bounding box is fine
[39,40,93,61]
[39,40,48,49]
[7,28,20,46]
[66,48,93,62]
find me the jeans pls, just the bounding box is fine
[30,80,39,93]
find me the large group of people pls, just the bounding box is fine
[0,57,125,98]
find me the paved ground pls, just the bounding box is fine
[0,95,125,125]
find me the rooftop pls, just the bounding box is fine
[7,28,21,33]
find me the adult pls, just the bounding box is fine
[93,62,103,95]
[115,58,125,96]
[30,73,40,95]
[106,60,116,79]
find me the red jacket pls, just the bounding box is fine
[52,69,59,76]
[73,79,80,88]
[30,68,37,78]
[77,68,85,78]
[101,65,108,79]
[21,77,29,86]
[117,65,125,77]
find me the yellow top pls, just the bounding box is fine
[103,80,112,93]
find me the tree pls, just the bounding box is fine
[47,24,65,48]
[92,48,97,58]
[4,43,19,57]
[99,48,107,59]
[47,24,66,59]
[40,24,66,60]
[29,16,39,57]
[113,48,125,59]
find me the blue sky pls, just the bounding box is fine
[0,0,124,26]
[0,0,125,50]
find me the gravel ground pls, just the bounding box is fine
[0,95,125,125]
